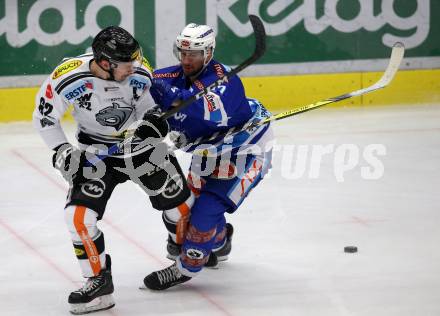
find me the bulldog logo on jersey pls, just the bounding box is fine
[95,102,133,131]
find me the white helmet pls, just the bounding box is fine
[174,23,216,65]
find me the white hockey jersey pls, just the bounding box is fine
[33,53,156,154]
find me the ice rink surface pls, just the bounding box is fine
[1,104,439,316]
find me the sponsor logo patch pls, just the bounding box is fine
[185,248,204,260]
[64,80,93,100]
[52,60,82,79]
[81,179,106,198]
[74,248,85,256]
[40,117,55,127]
[213,63,224,78]
[104,86,119,92]
[194,80,204,91]
[77,93,92,111]
[204,94,218,112]
[95,102,133,131]
[153,72,180,79]
[45,84,53,99]
[198,29,213,38]
[84,81,93,90]
[161,174,184,199]
[129,78,147,90]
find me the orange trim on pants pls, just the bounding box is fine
[176,203,190,244]
[73,206,101,276]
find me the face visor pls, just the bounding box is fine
[108,47,144,71]
[173,44,213,67]
[173,46,205,62]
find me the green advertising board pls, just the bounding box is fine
[1,0,439,84]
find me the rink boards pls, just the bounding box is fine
[0,68,439,122]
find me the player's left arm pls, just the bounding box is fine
[32,77,70,150]
[151,74,246,128]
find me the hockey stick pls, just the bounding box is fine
[87,15,266,165]
[261,42,405,124]
[180,42,405,149]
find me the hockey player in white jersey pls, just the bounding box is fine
[33,26,194,314]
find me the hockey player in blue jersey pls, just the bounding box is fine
[143,23,274,290]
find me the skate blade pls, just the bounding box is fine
[166,254,178,261]
[216,255,229,262]
[69,294,115,315]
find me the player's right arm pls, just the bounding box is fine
[33,76,70,150]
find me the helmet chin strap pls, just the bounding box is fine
[190,64,208,79]
[186,51,213,80]
[96,59,116,81]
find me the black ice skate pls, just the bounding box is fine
[68,254,115,315]
[143,262,191,290]
[166,235,181,260]
[166,223,234,268]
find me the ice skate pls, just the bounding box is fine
[211,223,234,262]
[143,262,191,290]
[68,255,115,315]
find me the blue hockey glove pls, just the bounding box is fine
[150,78,191,110]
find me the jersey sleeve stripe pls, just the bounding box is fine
[55,72,94,94]
[134,68,152,79]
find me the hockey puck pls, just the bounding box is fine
[344,246,358,253]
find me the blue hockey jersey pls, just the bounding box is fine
[153,60,272,156]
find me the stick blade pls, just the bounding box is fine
[349,41,405,98]
[376,42,405,87]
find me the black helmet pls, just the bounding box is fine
[92,26,140,63]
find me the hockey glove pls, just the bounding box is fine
[135,111,170,143]
[150,78,191,110]
[52,143,82,183]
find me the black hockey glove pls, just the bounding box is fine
[52,143,82,183]
[134,112,170,143]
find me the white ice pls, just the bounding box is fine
[1,104,439,316]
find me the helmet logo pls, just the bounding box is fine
[198,29,214,38]
[181,40,191,47]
